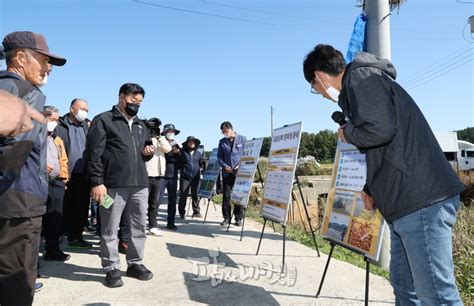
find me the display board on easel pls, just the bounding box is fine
[320,141,386,261]
[198,148,219,199]
[260,122,302,225]
[230,138,264,208]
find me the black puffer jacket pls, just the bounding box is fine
[86,106,152,188]
[340,52,465,222]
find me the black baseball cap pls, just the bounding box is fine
[2,31,66,66]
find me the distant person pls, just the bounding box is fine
[157,124,181,230]
[54,98,91,249]
[87,83,154,288]
[42,106,71,261]
[179,136,204,218]
[217,121,246,226]
[303,44,465,305]
[145,117,171,236]
[0,30,66,306]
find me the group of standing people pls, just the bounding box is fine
[0,30,248,303]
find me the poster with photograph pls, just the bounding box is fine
[198,148,220,198]
[321,141,386,261]
[260,122,302,225]
[230,138,263,208]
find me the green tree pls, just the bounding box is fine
[457,127,474,144]
[260,137,271,157]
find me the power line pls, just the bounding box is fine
[203,0,460,35]
[401,45,473,85]
[201,0,349,25]
[405,57,474,90]
[132,0,462,40]
[403,52,473,88]
[132,0,320,32]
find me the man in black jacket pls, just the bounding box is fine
[87,83,155,288]
[303,45,465,305]
[178,136,204,218]
[54,98,92,249]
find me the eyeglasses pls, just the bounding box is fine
[310,80,320,95]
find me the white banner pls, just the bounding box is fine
[230,138,264,208]
[198,148,220,198]
[321,141,386,261]
[260,122,302,225]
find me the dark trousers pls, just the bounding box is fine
[63,173,90,242]
[179,175,200,215]
[222,173,242,221]
[0,216,42,306]
[45,180,65,253]
[147,177,162,228]
[158,177,178,225]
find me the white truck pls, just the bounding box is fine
[435,132,474,171]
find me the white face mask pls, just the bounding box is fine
[315,72,340,102]
[166,133,175,140]
[38,74,48,87]
[326,86,340,102]
[47,121,58,132]
[75,109,88,122]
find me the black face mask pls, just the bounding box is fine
[125,103,140,117]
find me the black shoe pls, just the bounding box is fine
[234,220,242,226]
[105,269,124,288]
[126,264,153,281]
[192,212,202,218]
[166,224,178,231]
[179,214,185,220]
[44,250,71,262]
[220,219,230,226]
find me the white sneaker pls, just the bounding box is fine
[148,227,164,236]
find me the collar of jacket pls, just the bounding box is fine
[0,70,25,81]
[111,105,142,124]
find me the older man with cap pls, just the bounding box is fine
[178,136,204,218]
[0,31,66,306]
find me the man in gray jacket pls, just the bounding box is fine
[303,44,464,305]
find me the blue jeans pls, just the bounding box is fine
[389,195,463,306]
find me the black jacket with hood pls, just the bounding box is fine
[86,106,152,188]
[339,52,465,223]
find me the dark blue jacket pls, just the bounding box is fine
[340,52,465,222]
[0,71,48,219]
[217,134,246,177]
[180,148,203,180]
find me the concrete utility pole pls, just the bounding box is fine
[365,0,392,60]
[364,0,392,270]
[271,106,274,136]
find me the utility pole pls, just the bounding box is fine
[364,0,392,270]
[270,106,274,137]
[365,0,392,60]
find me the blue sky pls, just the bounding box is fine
[1,0,473,150]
